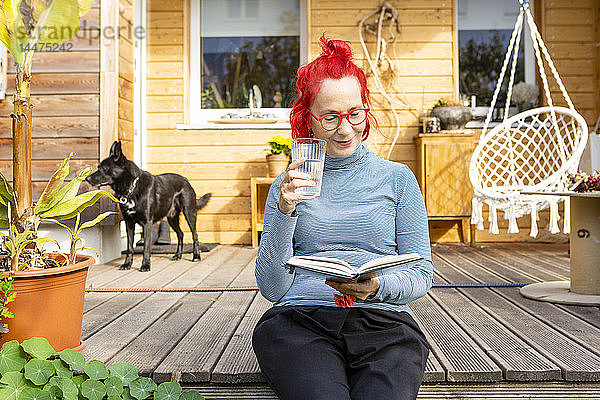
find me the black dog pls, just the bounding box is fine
[86,141,211,272]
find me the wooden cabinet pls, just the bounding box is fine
[251,177,276,248]
[416,132,477,243]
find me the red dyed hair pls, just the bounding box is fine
[290,34,375,140]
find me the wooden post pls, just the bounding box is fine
[11,94,33,213]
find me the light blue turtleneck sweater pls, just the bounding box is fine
[255,143,433,314]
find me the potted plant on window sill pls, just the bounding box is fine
[430,97,473,130]
[0,155,117,351]
[266,135,291,177]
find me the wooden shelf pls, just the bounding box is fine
[251,177,276,248]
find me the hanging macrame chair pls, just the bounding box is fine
[469,0,588,238]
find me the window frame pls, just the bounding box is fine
[183,0,308,129]
[455,0,536,107]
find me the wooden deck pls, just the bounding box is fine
[82,243,600,399]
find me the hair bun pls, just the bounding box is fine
[319,33,353,61]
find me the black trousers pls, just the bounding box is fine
[252,306,429,400]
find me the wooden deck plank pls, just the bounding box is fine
[430,289,561,381]
[495,287,600,358]
[423,351,446,382]
[556,304,600,330]
[107,247,257,376]
[152,291,257,383]
[211,295,271,383]
[435,246,542,283]
[494,244,570,276]
[458,287,600,381]
[411,295,503,382]
[474,246,568,281]
[82,293,151,340]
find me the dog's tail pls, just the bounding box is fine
[196,193,212,210]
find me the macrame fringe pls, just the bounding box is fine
[549,200,560,234]
[489,204,499,234]
[530,202,538,237]
[471,198,484,230]
[507,204,519,234]
[563,197,570,234]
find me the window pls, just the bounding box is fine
[457,0,535,108]
[188,0,306,126]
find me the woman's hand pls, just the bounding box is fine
[325,273,380,301]
[278,159,316,216]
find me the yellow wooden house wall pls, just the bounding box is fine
[0,0,135,204]
[145,0,599,245]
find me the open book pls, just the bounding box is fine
[285,253,423,281]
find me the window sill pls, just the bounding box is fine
[176,121,291,130]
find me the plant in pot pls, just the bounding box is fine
[0,154,117,352]
[266,135,291,177]
[430,97,473,130]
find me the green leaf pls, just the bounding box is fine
[83,360,108,381]
[59,349,85,371]
[21,338,55,360]
[39,190,118,220]
[35,155,72,215]
[180,391,204,400]
[109,363,138,387]
[104,376,124,397]
[80,379,105,400]
[51,359,73,379]
[35,168,91,216]
[77,211,115,233]
[18,387,52,400]
[153,382,181,400]
[43,384,62,400]
[70,374,85,393]
[24,359,55,385]
[0,341,28,374]
[121,388,136,400]
[129,377,156,400]
[0,172,13,205]
[44,376,78,400]
[0,371,33,400]
[107,396,124,400]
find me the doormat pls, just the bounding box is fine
[123,242,219,254]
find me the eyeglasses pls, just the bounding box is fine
[307,108,370,131]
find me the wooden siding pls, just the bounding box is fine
[543,0,599,124]
[144,0,599,245]
[119,0,135,157]
[0,0,102,197]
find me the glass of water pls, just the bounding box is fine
[291,138,327,197]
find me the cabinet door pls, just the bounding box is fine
[424,140,473,217]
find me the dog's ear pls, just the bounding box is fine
[110,141,123,162]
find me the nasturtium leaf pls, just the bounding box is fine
[104,376,124,397]
[70,374,86,399]
[45,376,78,400]
[154,382,182,400]
[51,359,73,379]
[59,349,85,371]
[109,363,139,387]
[83,360,108,380]
[0,341,28,374]
[180,390,205,400]
[21,338,55,360]
[129,376,156,400]
[24,359,55,385]
[0,371,33,400]
[17,387,52,400]
[42,384,62,400]
[80,379,106,400]
[107,396,124,400]
[122,387,136,400]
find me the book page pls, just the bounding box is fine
[357,253,422,275]
[286,256,355,279]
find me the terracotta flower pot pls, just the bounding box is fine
[266,153,290,178]
[0,253,94,351]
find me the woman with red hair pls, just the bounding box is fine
[253,35,433,400]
